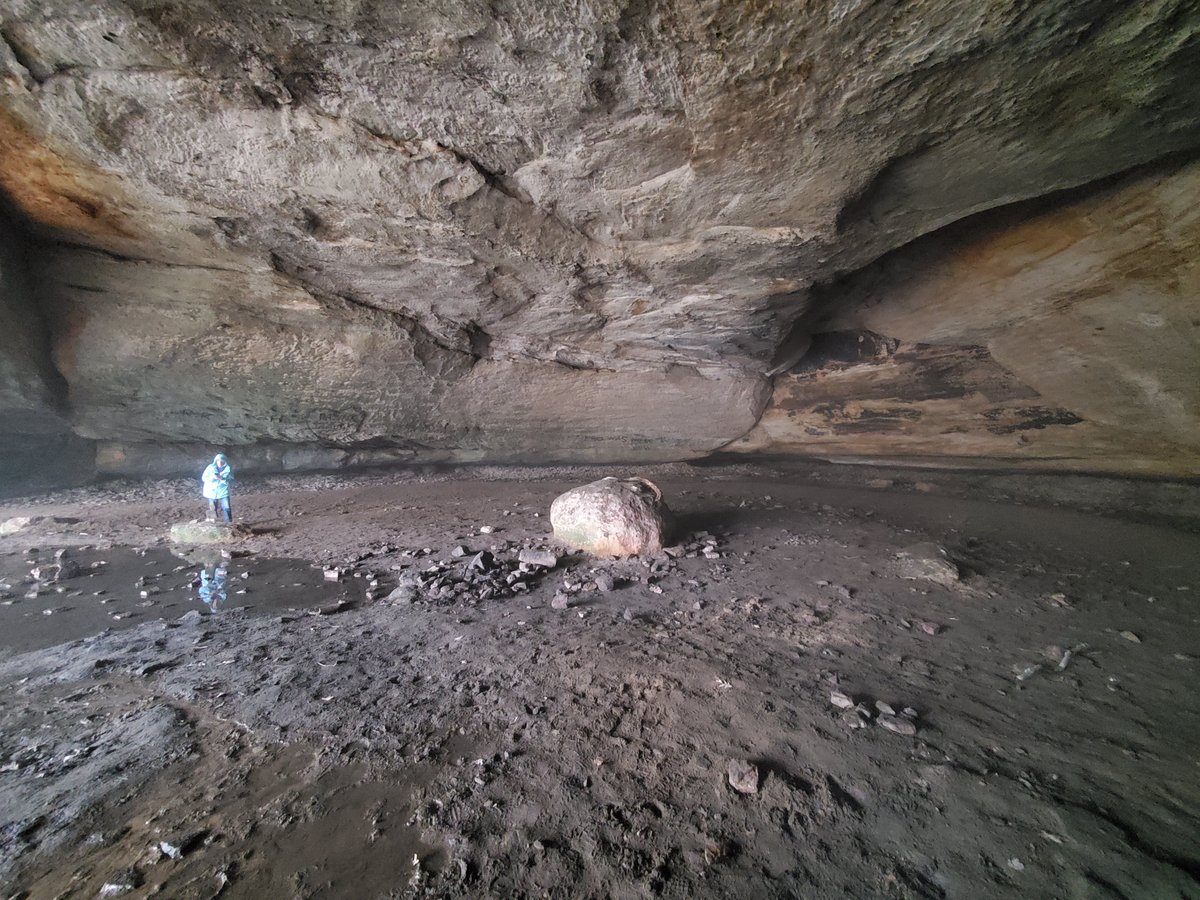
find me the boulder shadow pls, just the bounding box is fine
[670,504,761,539]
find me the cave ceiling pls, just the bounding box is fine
[0,0,1197,479]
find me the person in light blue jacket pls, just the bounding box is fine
[201,453,234,523]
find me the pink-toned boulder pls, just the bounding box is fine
[550,477,671,558]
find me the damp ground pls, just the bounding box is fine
[0,462,1198,899]
[0,546,363,654]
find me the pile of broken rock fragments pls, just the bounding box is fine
[381,543,563,606]
[354,529,728,610]
[829,689,921,737]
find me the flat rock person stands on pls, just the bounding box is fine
[201,453,234,523]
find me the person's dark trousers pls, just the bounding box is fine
[209,497,232,523]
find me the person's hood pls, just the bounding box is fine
[213,454,227,467]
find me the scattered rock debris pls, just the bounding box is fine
[895,542,960,586]
[0,468,1197,898]
[386,543,561,605]
[727,759,760,794]
[829,689,921,736]
[517,548,558,568]
[830,690,855,709]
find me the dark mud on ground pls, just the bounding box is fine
[1,466,1198,899]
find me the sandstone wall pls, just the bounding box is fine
[0,1,1197,478]
[735,159,1200,476]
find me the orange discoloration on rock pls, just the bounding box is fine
[951,209,1094,281]
[0,108,137,240]
[47,302,90,386]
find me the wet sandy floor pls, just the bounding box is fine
[0,465,1198,899]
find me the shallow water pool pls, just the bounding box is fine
[0,545,363,653]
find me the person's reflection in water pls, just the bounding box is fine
[198,564,228,612]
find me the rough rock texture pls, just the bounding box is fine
[736,158,1200,475]
[894,542,960,587]
[0,1,1197,479]
[550,476,670,557]
[0,211,93,487]
[168,519,242,544]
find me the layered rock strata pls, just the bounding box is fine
[735,159,1200,475]
[0,1,1196,480]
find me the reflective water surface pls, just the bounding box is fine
[0,545,363,653]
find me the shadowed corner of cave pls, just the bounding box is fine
[1,3,1200,898]
[0,202,96,497]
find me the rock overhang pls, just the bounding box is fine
[0,0,1196,482]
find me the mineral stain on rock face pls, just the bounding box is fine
[0,108,137,243]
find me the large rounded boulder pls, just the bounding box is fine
[550,477,671,558]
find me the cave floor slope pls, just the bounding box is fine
[1,466,1197,899]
